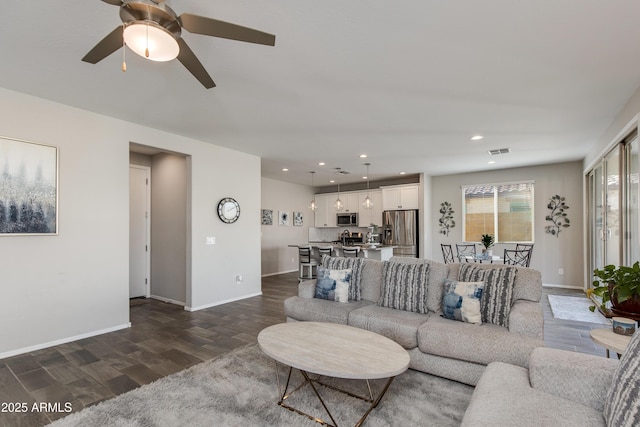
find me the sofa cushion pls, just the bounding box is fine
[418,315,541,368]
[458,264,516,328]
[359,259,384,302]
[604,330,640,427]
[441,279,484,324]
[378,261,430,314]
[448,262,542,303]
[462,362,606,427]
[349,304,430,349]
[322,256,365,301]
[315,266,351,302]
[284,296,373,324]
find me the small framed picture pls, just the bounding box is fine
[279,211,289,226]
[261,209,273,225]
[293,211,303,226]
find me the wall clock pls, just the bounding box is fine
[217,197,240,223]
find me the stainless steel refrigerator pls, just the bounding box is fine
[382,210,418,258]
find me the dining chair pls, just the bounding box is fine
[503,248,532,267]
[441,244,455,264]
[342,247,360,258]
[456,244,476,262]
[515,244,533,265]
[298,246,318,281]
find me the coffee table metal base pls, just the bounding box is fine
[275,363,396,427]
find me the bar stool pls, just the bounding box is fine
[298,246,318,281]
[342,247,360,258]
[317,246,334,261]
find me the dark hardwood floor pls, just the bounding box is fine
[0,273,613,427]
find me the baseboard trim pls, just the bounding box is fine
[543,283,584,290]
[150,295,185,306]
[261,269,297,277]
[0,323,131,359]
[185,292,263,312]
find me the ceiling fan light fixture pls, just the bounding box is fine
[123,21,179,62]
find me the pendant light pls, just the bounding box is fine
[334,168,344,211]
[362,163,373,210]
[309,171,317,211]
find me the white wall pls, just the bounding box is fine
[261,177,314,276]
[0,87,261,357]
[585,85,640,170]
[151,153,187,304]
[431,161,584,287]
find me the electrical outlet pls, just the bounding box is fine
[236,275,243,284]
[558,268,564,275]
[291,257,295,263]
[206,237,216,245]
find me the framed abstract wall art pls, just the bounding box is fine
[0,136,58,235]
[261,209,273,225]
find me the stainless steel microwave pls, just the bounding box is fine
[337,212,358,226]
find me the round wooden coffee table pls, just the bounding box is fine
[258,322,410,427]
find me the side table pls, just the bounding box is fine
[589,328,632,358]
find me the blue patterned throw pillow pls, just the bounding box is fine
[322,255,364,301]
[314,266,352,303]
[458,264,516,328]
[441,279,484,324]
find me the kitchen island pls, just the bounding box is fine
[289,243,396,261]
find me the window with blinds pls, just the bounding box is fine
[462,181,534,243]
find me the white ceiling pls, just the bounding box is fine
[2,1,640,186]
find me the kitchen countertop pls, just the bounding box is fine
[293,242,395,251]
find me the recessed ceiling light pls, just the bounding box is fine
[362,176,367,179]
[470,135,484,141]
[318,162,326,166]
[329,179,335,183]
[282,168,289,172]
[360,154,367,158]
[488,161,496,164]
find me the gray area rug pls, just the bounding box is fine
[548,294,611,325]
[48,344,473,427]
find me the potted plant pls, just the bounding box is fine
[588,262,640,316]
[480,234,495,258]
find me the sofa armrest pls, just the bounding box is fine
[509,300,543,339]
[529,346,618,412]
[298,279,316,298]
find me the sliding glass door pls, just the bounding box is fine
[587,129,639,287]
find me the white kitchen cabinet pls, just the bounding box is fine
[381,184,419,210]
[314,194,336,227]
[341,192,360,213]
[358,190,383,226]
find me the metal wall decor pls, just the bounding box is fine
[545,195,570,237]
[438,201,455,236]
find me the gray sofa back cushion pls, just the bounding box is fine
[389,257,448,313]
[447,263,541,303]
[360,259,384,302]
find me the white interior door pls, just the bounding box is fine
[129,165,150,298]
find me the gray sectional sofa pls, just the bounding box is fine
[462,330,640,426]
[283,256,544,386]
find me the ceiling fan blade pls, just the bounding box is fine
[179,13,275,46]
[82,26,123,64]
[100,0,122,5]
[177,38,216,88]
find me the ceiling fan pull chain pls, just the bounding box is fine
[122,24,127,72]
[145,21,150,58]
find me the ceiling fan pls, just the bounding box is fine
[82,0,276,88]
